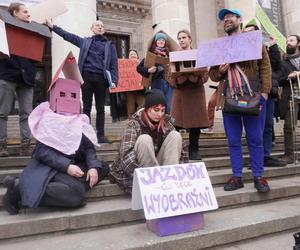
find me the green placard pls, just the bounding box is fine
[256,2,286,52]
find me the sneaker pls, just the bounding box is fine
[201,127,214,134]
[19,140,31,156]
[189,151,202,160]
[254,176,270,193]
[279,154,294,164]
[224,176,244,191]
[264,156,287,167]
[2,176,20,215]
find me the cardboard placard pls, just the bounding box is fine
[256,2,286,52]
[0,19,9,58]
[109,59,143,93]
[28,0,68,23]
[196,30,263,68]
[169,49,207,77]
[132,162,218,220]
[141,51,169,87]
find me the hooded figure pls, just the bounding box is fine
[109,89,188,193]
[137,30,180,114]
[2,72,109,214]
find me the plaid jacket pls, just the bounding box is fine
[109,109,189,193]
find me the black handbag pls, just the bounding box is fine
[223,65,261,116]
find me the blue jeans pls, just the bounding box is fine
[223,97,266,177]
[263,97,274,157]
[151,78,172,114]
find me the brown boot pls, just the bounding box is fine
[19,139,31,156]
[0,140,8,157]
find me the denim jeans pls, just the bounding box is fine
[0,79,33,142]
[223,97,267,177]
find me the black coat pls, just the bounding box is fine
[20,135,104,208]
[0,55,36,86]
[278,57,299,119]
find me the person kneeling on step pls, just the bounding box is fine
[2,90,109,215]
[109,89,188,193]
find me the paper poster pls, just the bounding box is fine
[256,2,286,52]
[132,162,218,220]
[110,59,143,93]
[28,0,67,23]
[196,30,263,68]
[0,19,9,58]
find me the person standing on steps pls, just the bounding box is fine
[45,19,118,143]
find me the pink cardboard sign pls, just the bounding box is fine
[196,30,263,68]
[169,49,198,62]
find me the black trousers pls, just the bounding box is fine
[40,172,88,208]
[189,128,201,153]
[82,71,107,139]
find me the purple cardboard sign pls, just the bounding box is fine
[196,30,263,68]
[169,49,198,62]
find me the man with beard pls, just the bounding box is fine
[278,35,300,163]
[209,9,272,193]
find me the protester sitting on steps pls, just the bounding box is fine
[2,91,109,214]
[109,89,188,193]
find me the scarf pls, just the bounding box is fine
[285,52,300,71]
[154,47,167,57]
[228,64,253,99]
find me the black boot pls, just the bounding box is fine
[189,128,201,160]
[2,176,21,215]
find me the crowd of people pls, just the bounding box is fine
[1,3,300,215]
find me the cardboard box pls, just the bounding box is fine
[0,9,51,61]
[146,212,204,237]
[169,49,207,77]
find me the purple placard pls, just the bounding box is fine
[169,49,198,62]
[196,30,263,68]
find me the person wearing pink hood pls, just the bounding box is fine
[2,78,109,215]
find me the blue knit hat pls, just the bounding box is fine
[218,9,242,21]
[154,32,167,41]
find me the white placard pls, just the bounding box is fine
[0,19,9,57]
[132,162,218,220]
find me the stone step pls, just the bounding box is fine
[0,186,300,248]
[0,165,300,205]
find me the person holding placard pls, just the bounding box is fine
[125,49,145,118]
[109,89,188,193]
[0,3,36,157]
[137,31,176,114]
[209,9,272,193]
[169,29,209,160]
[44,19,118,143]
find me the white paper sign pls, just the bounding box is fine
[0,19,9,58]
[132,162,218,220]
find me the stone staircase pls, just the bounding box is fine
[0,114,299,249]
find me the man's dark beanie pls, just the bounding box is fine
[144,89,166,109]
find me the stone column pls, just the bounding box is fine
[152,0,190,41]
[51,0,96,74]
[281,0,300,35]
